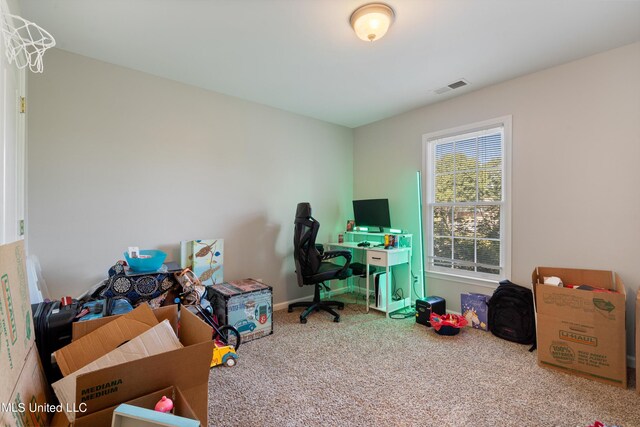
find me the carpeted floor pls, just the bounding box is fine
[208,295,638,427]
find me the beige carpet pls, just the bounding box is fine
[208,295,638,427]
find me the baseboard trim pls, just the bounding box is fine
[273,296,307,312]
[273,285,353,312]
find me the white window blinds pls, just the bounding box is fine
[426,125,505,278]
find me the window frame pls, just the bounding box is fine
[422,116,512,286]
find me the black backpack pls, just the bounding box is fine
[488,280,536,350]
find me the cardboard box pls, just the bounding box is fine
[460,293,489,331]
[71,304,177,341]
[55,304,160,376]
[636,291,639,394]
[209,279,273,343]
[532,267,627,388]
[0,241,35,405]
[53,320,183,422]
[50,386,199,427]
[0,343,52,427]
[47,306,213,425]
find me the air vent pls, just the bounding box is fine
[434,79,470,95]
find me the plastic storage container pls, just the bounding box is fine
[124,249,167,272]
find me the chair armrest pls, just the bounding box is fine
[321,250,352,263]
[321,250,352,278]
[315,244,324,255]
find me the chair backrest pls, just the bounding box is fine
[293,202,322,286]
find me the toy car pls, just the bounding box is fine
[211,344,238,368]
[234,319,256,333]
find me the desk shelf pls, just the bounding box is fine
[345,231,412,249]
[328,230,421,318]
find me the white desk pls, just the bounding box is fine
[326,242,412,317]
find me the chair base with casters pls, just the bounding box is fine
[288,282,344,323]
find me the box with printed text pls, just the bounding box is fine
[49,304,213,426]
[0,343,51,427]
[532,266,627,389]
[0,241,35,408]
[209,279,273,343]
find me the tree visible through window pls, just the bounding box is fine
[423,118,510,281]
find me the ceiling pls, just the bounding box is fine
[19,0,640,128]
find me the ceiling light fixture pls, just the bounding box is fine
[350,3,395,42]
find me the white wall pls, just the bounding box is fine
[26,49,354,305]
[354,42,640,357]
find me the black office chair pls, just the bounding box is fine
[288,202,352,323]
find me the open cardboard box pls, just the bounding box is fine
[51,385,199,427]
[53,319,184,422]
[55,304,160,376]
[51,305,213,425]
[532,267,627,388]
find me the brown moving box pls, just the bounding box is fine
[54,304,159,376]
[50,385,199,427]
[0,241,35,406]
[532,267,627,388]
[636,291,639,394]
[0,343,52,427]
[53,320,183,422]
[49,305,213,425]
[71,304,178,340]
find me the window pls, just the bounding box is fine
[422,116,511,282]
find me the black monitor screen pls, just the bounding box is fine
[352,199,391,230]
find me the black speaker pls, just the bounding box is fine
[415,296,446,327]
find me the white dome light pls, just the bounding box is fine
[350,3,395,42]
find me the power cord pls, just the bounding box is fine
[392,287,404,302]
[410,267,422,299]
[389,304,416,319]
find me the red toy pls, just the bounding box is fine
[154,395,174,413]
[430,313,468,336]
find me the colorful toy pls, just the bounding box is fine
[211,344,238,368]
[174,268,242,350]
[154,395,173,413]
[429,313,468,336]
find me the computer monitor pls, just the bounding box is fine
[352,199,391,232]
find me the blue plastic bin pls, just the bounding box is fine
[124,249,166,272]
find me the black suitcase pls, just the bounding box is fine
[32,300,80,385]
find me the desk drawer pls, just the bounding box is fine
[367,251,387,267]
